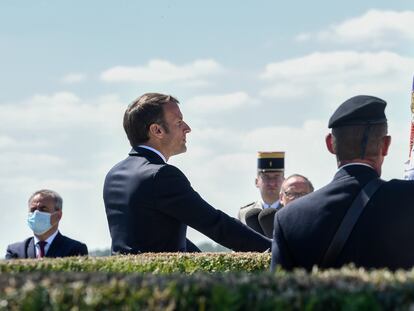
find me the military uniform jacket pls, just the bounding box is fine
[238,200,282,224]
[238,201,262,224]
[103,147,271,254]
[271,164,414,271]
[5,231,88,259]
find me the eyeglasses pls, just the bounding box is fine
[283,191,308,199]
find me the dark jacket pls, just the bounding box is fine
[5,231,88,259]
[103,147,271,254]
[271,164,414,271]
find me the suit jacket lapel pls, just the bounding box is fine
[26,238,36,258]
[46,232,63,258]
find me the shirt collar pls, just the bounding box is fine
[33,229,59,245]
[337,162,374,173]
[259,197,280,209]
[137,145,167,163]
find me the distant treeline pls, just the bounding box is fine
[89,241,230,256]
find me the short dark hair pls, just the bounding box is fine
[123,93,179,147]
[282,174,314,192]
[28,189,63,210]
[332,123,388,161]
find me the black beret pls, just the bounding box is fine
[328,95,387,129]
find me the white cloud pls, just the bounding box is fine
[0,92,125,131]
[260,51,414,108]
[100,59,223,83]
[296,10,414,47]
[62,73,87,84]
[185,92,252,114]
[0,136,15,149]
[262,51,413,80]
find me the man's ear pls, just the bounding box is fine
[325,133,336,154]
[279,191,284,202]
[255,177,259,188]
[381,135,392,156]
[149,123,164,139]
[52,209,62,225]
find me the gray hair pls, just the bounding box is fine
[281,174,314,193]
[28,189,63,210]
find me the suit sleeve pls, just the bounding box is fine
[271,212,294,271]
[75,243,88,256]
[5,245,17,259]
[186,239,201,252]
[67,241,88,257]
[154,165,271,252]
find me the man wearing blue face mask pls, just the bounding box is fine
[5,189,88,259]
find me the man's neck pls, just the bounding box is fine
[337,158,381,175]
[34,226,58,242]
[261,197,279,206]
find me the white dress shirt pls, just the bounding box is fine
[138,145,167,163]
[33,229,59,257]
[259,198,280,209]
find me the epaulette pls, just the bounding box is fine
[240,202,255,210]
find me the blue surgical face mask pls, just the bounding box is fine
[27,210,54,235]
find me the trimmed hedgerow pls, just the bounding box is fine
[2,254,414,310]
[1,267,414,310]
[0,252,271,273]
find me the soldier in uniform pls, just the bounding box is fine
[238,152,285,235]
[271,95,414,271]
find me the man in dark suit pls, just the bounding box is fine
[103,93,271,254]
[271,95,414,271]
[6,189,88,259]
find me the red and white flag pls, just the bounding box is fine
[404,76,414,180]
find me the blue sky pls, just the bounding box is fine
[1,1,413,254]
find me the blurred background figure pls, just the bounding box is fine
[238,152,284,235]
[279,174,314,207]
[6,189,88,259]
[258,174,314,238]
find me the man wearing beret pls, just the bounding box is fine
[271,95,414,271]
[103,93,271,254]
[238,152,284,237]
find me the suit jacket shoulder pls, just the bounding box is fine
[240,202,256,210]
[271,165,414,271]
[47,232,88,257]
[5,237,34,259]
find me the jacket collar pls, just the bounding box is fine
[129,146,166,164]
[333,164,379,183]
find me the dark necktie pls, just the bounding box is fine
[38,241,47,258]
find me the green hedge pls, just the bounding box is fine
[2,254,414,310]
[0,253,271,273]
[1,268,414,310]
